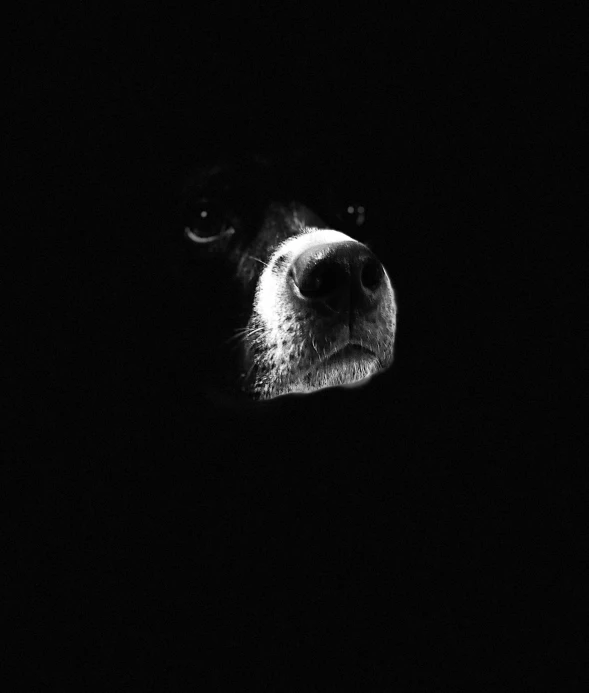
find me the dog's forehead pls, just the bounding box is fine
[229,202,323,287]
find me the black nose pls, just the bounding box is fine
[291,240,385,314]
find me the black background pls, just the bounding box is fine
[5,5,584,690]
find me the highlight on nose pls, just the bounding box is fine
[290,240,385,313]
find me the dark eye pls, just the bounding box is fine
[185,200,226,239]
[343,204,366,228]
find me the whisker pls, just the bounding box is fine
[248,255,270,268]
[225,326,265,344]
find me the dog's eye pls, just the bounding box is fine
[352,205,366,227]
[339,203,366,228]
[184,200,227,239]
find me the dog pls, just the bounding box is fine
[180,152,397,400]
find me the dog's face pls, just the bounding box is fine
[180,153,397,400]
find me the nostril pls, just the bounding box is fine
[361,258,383,290]
[298,265,340,297]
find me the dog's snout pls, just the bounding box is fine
[291,240,385,313]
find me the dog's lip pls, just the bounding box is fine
[322,342,377,363]
[293,340,382,384]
